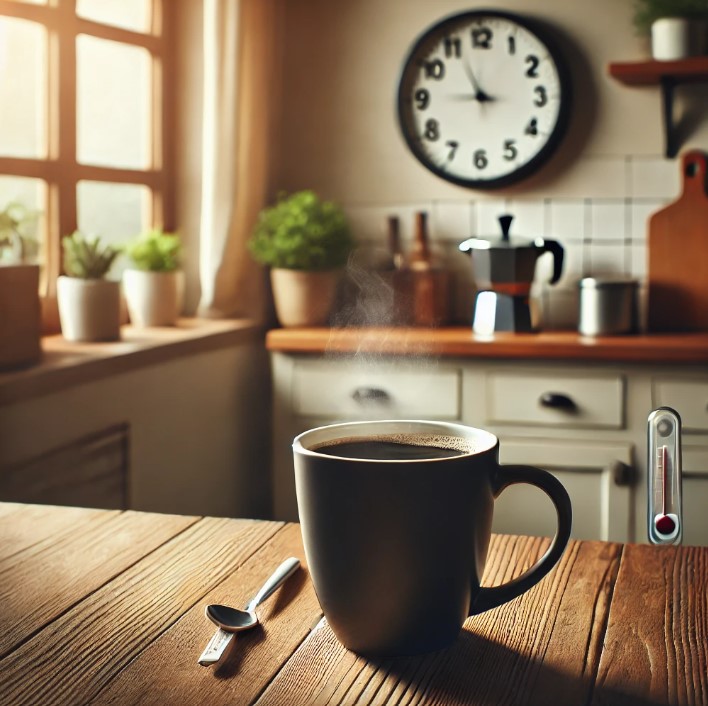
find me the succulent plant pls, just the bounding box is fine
[248,190,354,271]
[62,231,120,279]
[124,229,182,272]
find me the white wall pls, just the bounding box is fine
[272,0,708,327]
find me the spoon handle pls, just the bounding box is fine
[246,557,301,611]
[198,628,233,666]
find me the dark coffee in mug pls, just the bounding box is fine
[313,433,474,461]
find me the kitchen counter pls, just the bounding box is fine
[1,501,706,705]
[266,327,708,363]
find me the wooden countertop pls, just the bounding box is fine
[1,502,706,705]
[266,327,708,363]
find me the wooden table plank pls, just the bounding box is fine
[255,535,622,706]
[0,517,282,705]
[593,543,708,706]
[0,508,198,659]
[0,502,113,562]
[92,523,322,706]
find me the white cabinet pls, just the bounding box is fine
[270,352,708,546]
[653,378,708,431]
[493,437,633,542]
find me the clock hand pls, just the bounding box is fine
[447,93,480,101]
[447,92,497,103]
[462,60,494,102]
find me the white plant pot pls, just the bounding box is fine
[57,276,121,342]
[652,18,692,60]
[0,263,42,369]
[123,269,184,327]
[270,268,341,327]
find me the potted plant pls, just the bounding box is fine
[248,190,354,326]
[0,201,42,368]
[57,231,121,341]
[633,0,708,59]
[123,229,184,327]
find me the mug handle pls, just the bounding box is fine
[470,464,572,615]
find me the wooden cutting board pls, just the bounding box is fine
[648,150,708,332]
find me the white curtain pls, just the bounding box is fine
[198,0,280,321]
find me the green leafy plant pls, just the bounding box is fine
[125,229,182,272]
[632,0,708,34]
[62,231,120,279]
[0,201,40,263]
[248,190,354,271]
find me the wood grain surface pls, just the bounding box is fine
[594,543,708,706]
[648,151,708,332]
[1,503,706,706]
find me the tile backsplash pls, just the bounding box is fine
[342,156,679,330]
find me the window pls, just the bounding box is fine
[0,0,173,295]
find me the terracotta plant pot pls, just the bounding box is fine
[270,268,341,327]
[123,269,185,327]
[0,263,42,369]
[57,275,121,342]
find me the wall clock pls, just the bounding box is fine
[396,10,571,190]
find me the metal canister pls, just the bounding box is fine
[578,277,639,336]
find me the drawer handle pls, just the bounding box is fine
[539,392,577,412]
[352,387,390,404]
[610,460,635,487]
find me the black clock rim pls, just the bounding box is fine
[395,9,572,190]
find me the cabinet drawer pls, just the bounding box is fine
[292,363,460,419]
[486,372,624,429]
[653,379,708,432]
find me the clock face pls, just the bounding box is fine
[397,10,571,189]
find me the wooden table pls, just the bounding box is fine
[1,503,706,706]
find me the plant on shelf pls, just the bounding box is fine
[0,201,40,264]
[124,228,182,273]
[633,0,708,34]
[62,230,121,279]
[248,190,354,326]
[122,229,184,328]
[632,0,708,59]
[0,201,42,369]
[57,231,122,342]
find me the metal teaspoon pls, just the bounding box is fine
[197,556,301,666]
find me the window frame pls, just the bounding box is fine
[0,0,174,307]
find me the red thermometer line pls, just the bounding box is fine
[662,444,668,516]
[655,445,676,536]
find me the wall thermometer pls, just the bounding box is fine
[647,407,682,545]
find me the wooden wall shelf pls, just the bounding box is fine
[608,57,708,157]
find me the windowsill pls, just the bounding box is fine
[0,318,264,407]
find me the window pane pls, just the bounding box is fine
[0,18,47,158]
[76,181,150,277]
[76,0,151,33]
[0,176,46,268]
[76,35,151,169]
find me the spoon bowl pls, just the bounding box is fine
[206,604,258,632]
